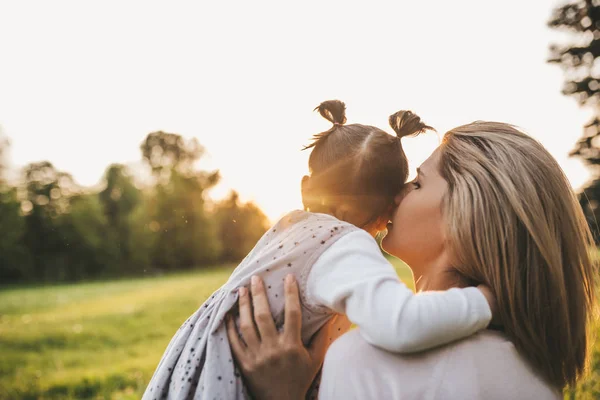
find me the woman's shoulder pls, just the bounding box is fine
[321,329,561,400]
[440,330,561,398]
[328,328,551,375]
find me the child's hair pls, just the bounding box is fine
[302,100,434,230]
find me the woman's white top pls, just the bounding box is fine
[319,329,561,400]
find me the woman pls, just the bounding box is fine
[227,121,597,399]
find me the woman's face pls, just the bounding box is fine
[382,148,448,267]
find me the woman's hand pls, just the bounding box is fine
[226,274,333,400]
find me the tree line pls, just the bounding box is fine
[0,131,270,284]
[3,0,600,284]
[550,0,600,242]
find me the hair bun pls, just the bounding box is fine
[388,110,434,138]
[314,100,347,126]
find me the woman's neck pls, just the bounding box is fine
[412,252,469,292]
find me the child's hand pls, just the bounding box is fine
[477,284,501,327]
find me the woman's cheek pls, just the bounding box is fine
[382,190,418,253]
[395,195,416,227]
[394,199,420,246]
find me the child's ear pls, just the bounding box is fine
[335,203,352,224]
[301,175,311,210]
[301,175,310,189]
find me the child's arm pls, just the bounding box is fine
[306,230,492,353]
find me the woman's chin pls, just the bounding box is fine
[381,230,402,259]
[381,232,391,252]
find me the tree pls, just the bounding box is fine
[0,127,272,282]
[140,131,221,269]
[141,131,205,181]
[214,191,270,262]
[0,186,31,283]
[549,0,600,241]
[20,162,66,281]
[59,193,117,280]
[0,136,32,282]
[0,127,9,184]
[126,193,157,273]
[21,162,84,281]
[99,164,141,269]
[19,162,122,281]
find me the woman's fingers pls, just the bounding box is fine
[283,274,303,343]
[226,314,248,365]
[237,286,260,349]
[250,275,278,341]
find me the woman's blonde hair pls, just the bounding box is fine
[439,121,597,389]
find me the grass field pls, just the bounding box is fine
[0,259,597,399]
[0,266,240,400]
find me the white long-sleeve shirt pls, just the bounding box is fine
[307,229,492,352]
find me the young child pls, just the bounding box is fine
[143,101,494,400]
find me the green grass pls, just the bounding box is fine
[565,319,600,400]
[0,259,596,399]
[0,262,409,400]
[0,266,236,400]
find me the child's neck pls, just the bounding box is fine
[306,207,378,237]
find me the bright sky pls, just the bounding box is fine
[0,0,592,222]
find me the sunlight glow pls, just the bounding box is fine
[0,0,591,222]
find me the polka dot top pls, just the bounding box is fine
[142,210,358,400]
